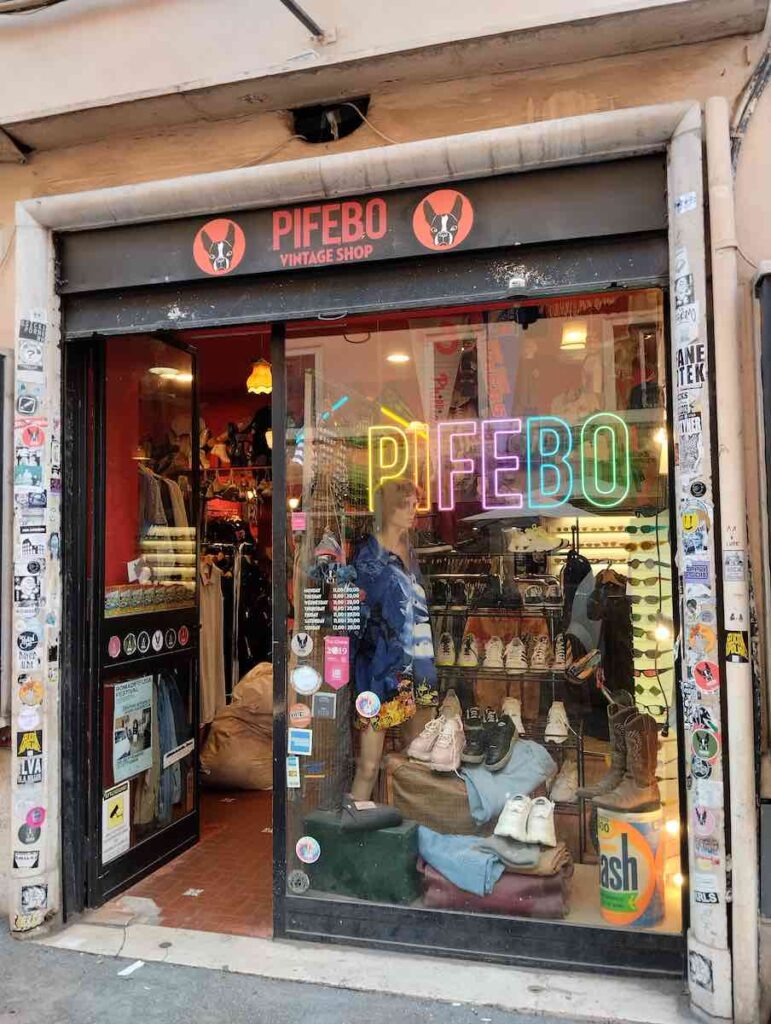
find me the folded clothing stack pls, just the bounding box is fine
[418,861,569,918]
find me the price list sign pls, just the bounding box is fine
[332,584,361,632]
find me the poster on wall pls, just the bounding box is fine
[112,676,153,782]
[101,781,130,864]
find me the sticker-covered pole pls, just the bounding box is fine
[705,93,760,1024]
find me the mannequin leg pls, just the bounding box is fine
[350,725,387,800]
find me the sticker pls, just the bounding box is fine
[691,729,720,763]
[295,835,321,864]
[723,550,746,582]
[355,691,382,718]
[413,189,474,251]
[289,703,312,728]
[312,691,337,719]
[151,629,164,652]
[13,850,40,870]
[693,660,719,694]
[689,950,714,993]
[286,756,301,789]
[688,705,719,733]
[693,806,717,837]
[675,303,700,331]
[694,890,720,905]
[684,560,711,584]
[108,636,121,659]
[291,512,307,533]
[16,730,43,785]
[193,218,246,276]
[13,911,44,932]
[688,623,716,657]
[26,806,46,827]
[17,824,41,845]
[16,381,44,416]
[102,782,130,864]
[113,676,153,782]
[165,627,177,650]
[123,633,137,657]
[674,273,695,308]
[291,664,322,696]
[17,706,41,730]
[691,755,712,780]
[162,738,195,769]
[695,779,724,808]
[178,625,190,647]
[287,869,310,894]
[20,884,48,913]
[137,631,151,655]
[18,337,45,373]
[323,636,350,689]
[287,728,313,756]
[675,191,698,215]
[725,630,749,664]
[694,835,721,867]
[291,632,314,657]
[304,760,326,778]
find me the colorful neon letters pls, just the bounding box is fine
[368,413,630,511]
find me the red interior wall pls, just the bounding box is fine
[104,345,142,588]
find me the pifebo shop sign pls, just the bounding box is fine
[58,157,665,293]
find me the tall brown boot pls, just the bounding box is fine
[575,692,636,799]
[593,712,661,813]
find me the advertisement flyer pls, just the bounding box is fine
[112,676,153,783]
[101,782,130,864]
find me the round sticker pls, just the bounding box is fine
[25,560,42,576]
[295,836,321,865]
[355,691,382,719]
[693,660,719,694]
[691,755,712,780]
[692,728,720,763]
[123,633,137,657]
[289,703,312,728]
[26,807,46,828]
[178,625,190,647]
[108,636,121,659]
[693,805,716,837]
[165,628,177,650]
[291,665,322,696]
[17,631,39,653]
[193,218,246,276]
[152,630,164,652]
[18,706,41,730]
[291,632,314,658]
[137,631,151,655]
[412,189,474,251]
[691,481,707,497]
[689,623,716,657]
[18,678,43,707]
[17,824,40,845]
[287,869,310,894]
[22,424,45,447]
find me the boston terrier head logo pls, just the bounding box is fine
[412,188,474,252]
[193,218,246,276]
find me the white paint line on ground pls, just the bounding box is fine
[117,959,145,977]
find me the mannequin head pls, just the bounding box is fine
[374,479,418,534]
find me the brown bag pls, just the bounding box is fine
[385,753,489,835]
[200,662,273,790]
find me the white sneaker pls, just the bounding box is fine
[526,796,557,847]
[458,633,479,668]
[545,583,562,607]
[436,632,456,667]
[549,759,578,802]
[502,696,526,736]
[545,700,570,743]
[552,633,568,671]
[523,584,544,610]
[494,795,532,841]
[504,637,527,675]
[504,528,526,553]
[483,636,505,669]
[530,635,553,670]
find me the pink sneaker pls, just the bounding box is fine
[430,717,464,772]
[407,716,444,762]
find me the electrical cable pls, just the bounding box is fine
[0,0,66,13]
[237,134,307,169]
[341,102,398,146]
[0,227,16,279]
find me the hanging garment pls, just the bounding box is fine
[200,562,227,725]
[138,465,168,535]
[157,675,182,820]
[163,477,189,528]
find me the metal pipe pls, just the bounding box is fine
[277,0,324,39]
[705,93,761,1024]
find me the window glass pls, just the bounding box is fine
[284,290,682,934]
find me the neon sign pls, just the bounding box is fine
[368,413,630,511]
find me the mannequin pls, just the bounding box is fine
[350,479,437,801]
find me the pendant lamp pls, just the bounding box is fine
[247,358,273,395]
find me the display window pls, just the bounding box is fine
[284,288,683,934]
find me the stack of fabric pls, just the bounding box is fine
[417,826,572,918]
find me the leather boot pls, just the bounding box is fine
[576,692,636,799]
[593,712,661,813]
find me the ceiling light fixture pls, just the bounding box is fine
[149,366,180,378]
[560,321,588,351]
[247,358,273,395]
[386,352,410,364]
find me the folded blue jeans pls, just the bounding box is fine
[417,826,505,896]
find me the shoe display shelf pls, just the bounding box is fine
[434,665,568,680]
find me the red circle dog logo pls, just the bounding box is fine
[193,218,246,276]
[412,189,473,251]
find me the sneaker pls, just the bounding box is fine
[436,632,456,667]
[494,795,532,841]
[450,579,468,609]
[430,716,464,772]
[439,687,462,719]
[528,527,559,553]
[530,635,553,670]
[504,528,527,553]
[549,759,578,802]
[504,637,528,674]
[525,796,558,846]
[461,706,486,764]
[484,714,517,771]
[458,633,479,667]
[502,696,526,736]
[552,633,568,671]
[477,575,502,607]
[406,716,444,762]
[566,648,601,685]
[544,701,570,744]
[483,636,505,670]
[523,583,544,610]
[545,583,562,607]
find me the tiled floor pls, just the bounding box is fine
[120,788,273,937]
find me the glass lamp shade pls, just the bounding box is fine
[247,359,273,395]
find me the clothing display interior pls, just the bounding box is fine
[284,292,684,936]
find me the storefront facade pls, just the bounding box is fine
[3,96,761,1019]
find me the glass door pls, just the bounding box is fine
[88,334,200,904]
